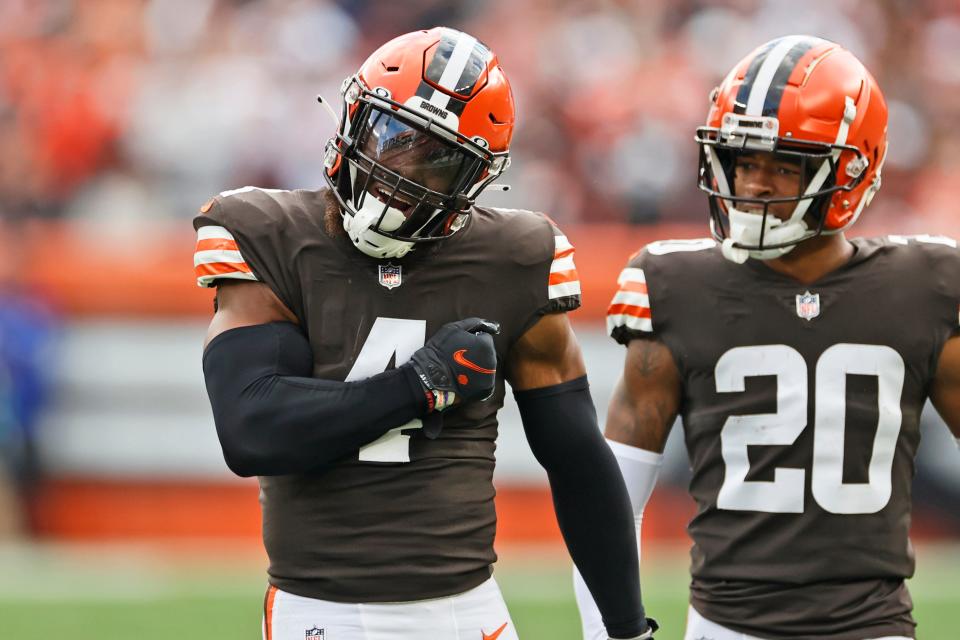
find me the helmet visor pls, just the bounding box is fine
[357,107,478,197]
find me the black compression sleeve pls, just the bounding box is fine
[202,322,428,477]
[515,376,648,638]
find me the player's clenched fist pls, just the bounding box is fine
[410,318,500,411]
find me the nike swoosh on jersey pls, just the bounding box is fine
[481,622,508,640]
[453,349,495,374]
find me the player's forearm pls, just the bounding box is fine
[547,459,646,638]
[203,322,427,476]
[515,376,650,638]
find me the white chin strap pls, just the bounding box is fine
[342,196,415,260]
[721,208,808,264]
[342,165,415,260]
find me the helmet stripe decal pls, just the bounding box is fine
[445,96,468,117]
[424,32,460,88]
[414,78,468,116]
[450,40,490,98]
[744,36,807,115]
[424,31,480,110]
[435,33,479,91]
[745,36,823,116]
[415,81,434,100]
[759,38,824,117]
[734,39,779,113]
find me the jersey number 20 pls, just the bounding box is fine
[715,343,905,515]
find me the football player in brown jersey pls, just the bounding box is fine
[577,36,960,640]
[193,28,656,640]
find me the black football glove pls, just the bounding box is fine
[410,318,499,413]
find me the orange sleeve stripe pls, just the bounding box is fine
[607,303,652,319]
[548,269,579,285]
[554,247,575,259]
[619,280,648,294]
[195,238,239,252]
[195,261,252,276]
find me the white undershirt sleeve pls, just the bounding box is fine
[573,440,663,640]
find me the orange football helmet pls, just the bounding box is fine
[695,36,888,261]
[322,27,515,259]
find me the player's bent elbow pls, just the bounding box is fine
[213,398,292,477]
[215,419,267,477]
[221,450,260,478]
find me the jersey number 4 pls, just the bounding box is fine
[346,317,426,464]
[715,343,905,515]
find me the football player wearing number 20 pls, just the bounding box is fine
[193,28,655,640]
[576,36,960,640]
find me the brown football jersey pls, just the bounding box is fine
[193,186,580,603]
[607,235,960,639]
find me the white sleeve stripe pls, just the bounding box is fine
[617,267,646,284]
[196,225,238,241]
[218,186,282,198]
[549,254,577,272]
[193,250,248,266]
[548,281,581,299]
[196,271,258,287]
[611,291,650,307]
[554,235,573,252]
[607,314,653,333]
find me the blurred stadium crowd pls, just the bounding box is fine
[2,0,960,544]
[1,0,959,229]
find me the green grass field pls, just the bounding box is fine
[1,542,958,639]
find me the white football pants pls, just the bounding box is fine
[685,605,912,640]
[263,577,519,640]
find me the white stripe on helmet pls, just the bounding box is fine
[428,33,479,110]
[745,36,809,116]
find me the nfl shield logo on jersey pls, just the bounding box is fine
[796,291,820,321]
[378,263,402,289]
[305,627,324,639]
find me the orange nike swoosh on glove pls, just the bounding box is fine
[482,622,508,640]
[453,349,495,374]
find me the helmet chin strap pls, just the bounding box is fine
[343,165,413,260]
[342,165,415,259]
[342,198,415,260]
[721,208,808,263]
